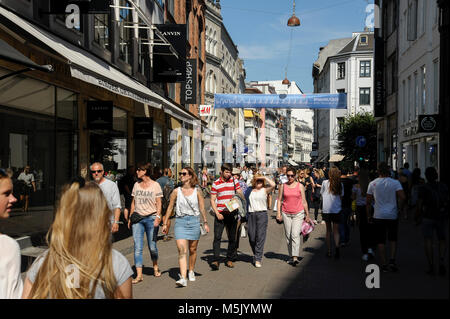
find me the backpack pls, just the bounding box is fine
[162,181,175,216]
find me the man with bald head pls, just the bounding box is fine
[90,162,122,233]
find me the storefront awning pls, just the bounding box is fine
[329,154,345,162]
[288,159,299,166]
[0,39,53,74]
[244,110,254,118]
[0,6,199,124]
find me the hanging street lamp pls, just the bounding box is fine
[287,0,300,27]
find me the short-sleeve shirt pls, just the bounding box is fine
[211,177,241,213]
[132,181,163,216]
[320,180,344,214]
[367,177,403,220]
[18,172,34,187]
[0,235,23,299]
[98,179,121,223]
[26,249,132,299]
[99,179,121,212]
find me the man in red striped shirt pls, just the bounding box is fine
[210,163,244,270]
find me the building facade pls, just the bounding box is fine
[204,0,245,174]
[313,31,374,164]
[0,0,203,240]
[396,0,440,174]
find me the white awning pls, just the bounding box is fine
[0,6,199,123]
[329,154,345,162]
[288,159,299,166]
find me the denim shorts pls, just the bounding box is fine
[174,215,201,240]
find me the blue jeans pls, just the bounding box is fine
[339,207,352,244]
[132,214,159,268]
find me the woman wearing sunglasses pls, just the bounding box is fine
[0,168,22,298]
[246,174,276,268]
[276,167,311,265]
[128,163,163,283]
[162,167,209,287]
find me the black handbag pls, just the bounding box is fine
[130,212,146,224]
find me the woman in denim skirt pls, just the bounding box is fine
[162,167,210,287]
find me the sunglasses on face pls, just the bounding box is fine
[91,170,103,174]
[287,174,295,178]
[136,168,145,172]
[179,172,188,176]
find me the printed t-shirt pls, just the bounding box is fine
[132,181,163,216]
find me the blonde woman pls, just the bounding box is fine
[0,168,22,299]
[22,180,133,299]
[246,174,276,268]
[320,167,344,259]
[162,167,209,287]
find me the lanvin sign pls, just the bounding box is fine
[153,24,187,83]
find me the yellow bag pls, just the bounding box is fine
[351,200,357,212]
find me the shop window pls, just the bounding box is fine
[56,88,78,192]
[118,0,133,64]
[138,19,150,77]
[0,72,78,238]
[135,121,163,173]
[90,106,127,177]
[94,14,110,50]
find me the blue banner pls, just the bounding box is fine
[214,93,347,109]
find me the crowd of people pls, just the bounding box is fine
[0,159,448,299]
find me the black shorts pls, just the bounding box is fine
[322,212,341,224]
[373,218,399,243]
[21,185,33,196]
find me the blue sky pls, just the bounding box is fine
[220,0,372,93]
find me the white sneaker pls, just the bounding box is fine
[362,254,369,261]
[255,261,262,268]
[176,275,187,287]
[188,271,196,281]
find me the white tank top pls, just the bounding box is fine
[175,187,200,217]
[248,188,268,212]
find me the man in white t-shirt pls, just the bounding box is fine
[367,162,405,272]
[90,162,122,233]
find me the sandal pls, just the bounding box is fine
[132,276,143,284]
[154,268,161,277]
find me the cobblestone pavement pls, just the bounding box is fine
[113,194,449,299]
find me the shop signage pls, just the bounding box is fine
[182,59,197,104]
[417,115,439,133]
[134,117,153,139]
[199,105,212,116]
[87,101,113,130]
[153,24,187,83]
[374,35,385,117]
